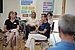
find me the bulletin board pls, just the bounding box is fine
[20,0,36,17]
[43,0,54,14]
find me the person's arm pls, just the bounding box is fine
[27,18,39,26]
[3,20,8,32]
[34,19,39,31]
[17,25,19,30]
[38,23,50,34]
[4,25,8,32]
[16,20,20,30]
[38,29,47,34]
[48,19,53,25]
[28,22,36,26]
[35,25,39,31]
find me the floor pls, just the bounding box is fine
[0,19,61,50]
[0,32,51,50]
[0,32,61,50]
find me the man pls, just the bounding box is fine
[47,14,75,50]
[24,14,50,50]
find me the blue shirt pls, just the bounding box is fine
[47,41,75,50]
[39,22,50,38]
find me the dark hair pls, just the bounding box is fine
[41,14,47,17]
[8,11,14,19]
[15,12,17,15]
[47,12,53,16]
[41,14,47,20]
[31,12,36,18]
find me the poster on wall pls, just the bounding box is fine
[20,0,36,17]
[43,0,54,14]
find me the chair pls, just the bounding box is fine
[19,20,27,33]
[35,22,55,50]
[51,22,55,33]
[73,33,75,41]
[19,20,27,39]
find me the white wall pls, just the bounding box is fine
[0,0,20,29]
[65,0,75,15]
[36,0,75,19]
[53,0,62,15]
[36,0,43,20]
[0,0,75,29]
[36,0,62,20]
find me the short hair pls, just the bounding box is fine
[47,12,53,16]
[41,14,47,18]
[41,14,47,20]
[8,11,14,19]
[58,14,75,36]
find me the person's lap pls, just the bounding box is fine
[28,32,47,40]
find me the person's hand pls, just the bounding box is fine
[28,22,32,26]
[2,30,8,34]
[47,16,50,19]
[28,23,31,26]
[35,30,39,32]
[28,22,36,26]
[22,22,25,24]
[35,25,38,27]
[35,25,38,31]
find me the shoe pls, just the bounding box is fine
[23,37,25,40]
[0,37,2,41]
[0,29,2,33]
[35,42,41,45]
[24,40,27,43]
[45,48,48,50]
[4,35,7,38]
[3,42,8,47]
[23,47,26,50]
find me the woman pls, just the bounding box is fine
[47,12,53,25]
[24,14,50,50]
[3,11,19,47]
[25,12,38,39]
[15,12,21,21]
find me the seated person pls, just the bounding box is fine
[24,14,50,50]
[47,14,75,50]
[15,12,22,32]
[15,12,21,21]
[3,11,19,47]
[25,12,38,39]
[47,12,53,25]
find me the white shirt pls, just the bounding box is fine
[26,17,39,26]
